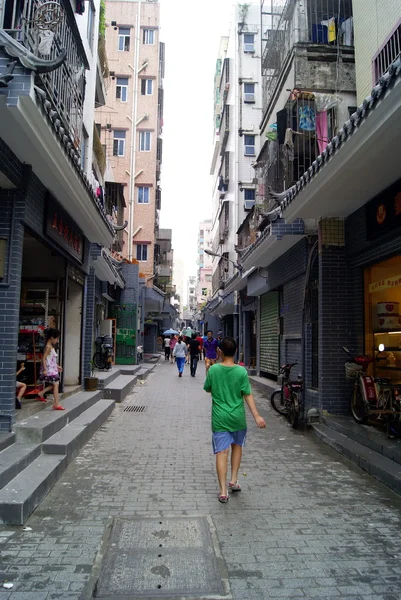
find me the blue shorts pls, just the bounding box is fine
[212,429,247,454]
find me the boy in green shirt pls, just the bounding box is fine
[203,336,266,503]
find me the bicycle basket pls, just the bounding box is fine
[345,362,363,380]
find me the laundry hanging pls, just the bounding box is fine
[316,111,330,154]
[321,17,336,43]
[298,106,315,131]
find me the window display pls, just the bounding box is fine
[364,256,401,383]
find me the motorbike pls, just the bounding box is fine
[93,335,113,370]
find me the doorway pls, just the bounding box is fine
[64,278,83,385]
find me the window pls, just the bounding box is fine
[138,186,150,204]
[244,33,255,53]
[143,29,155,44]
[113,130,126,156]
[118,27,130,51]
[244,82,255,103]
[136,244,148,261]
[139,131,151,152]
[244,134,256,156]
[141,79,153,95]
[244,189,255,210]
[116,77,129,102]
[87,0,95,50]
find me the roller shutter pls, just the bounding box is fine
[260,291,279,377]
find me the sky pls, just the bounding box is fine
[159,0,238,292]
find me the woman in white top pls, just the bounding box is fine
[164,337,171,361]
[173,336,188,377]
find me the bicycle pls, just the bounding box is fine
[342,346,401,435]
[270,362,303,428]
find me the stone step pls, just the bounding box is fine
[42,400,115,460]
[0,433,15,453]
[137,364,157,380]
[15,390,103,444]
[103,376,137,403]
[95,368,121,390]
[0,443,41,490]
[0,454,67,525]
[322,415,401,466]
[118,365,141,376]
[313,423,401,496]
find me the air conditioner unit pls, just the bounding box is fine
[244,93,255,103]
[244,145,255,156]
[244,200,255,210]
[244,43,255,53]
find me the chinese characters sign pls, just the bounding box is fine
[46,198,84,263]
[366,178,401,240]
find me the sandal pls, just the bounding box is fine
[228,481,241,492]
[52,405,65,411]
[36,395,47,402]
[218,492,229,504]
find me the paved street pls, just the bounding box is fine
[1,360,401,599]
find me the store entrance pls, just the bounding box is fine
[64,277,83,386]
[19,232,65,396]
[364,255,401,384]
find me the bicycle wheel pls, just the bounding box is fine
[93,352,106,370]
[350,386,368,424]
[270,390,288,415]
[288,393,300,428]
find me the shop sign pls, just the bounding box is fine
[45,199,84,263]
[369,274,401,294]
[366,177,401,240]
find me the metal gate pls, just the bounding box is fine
[110,304,137,364]
[260,292,279,378]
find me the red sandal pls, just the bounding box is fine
[52,405,65,411]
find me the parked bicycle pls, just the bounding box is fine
[342,346,401,435]
[270,362,303,428]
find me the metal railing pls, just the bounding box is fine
[5,0,87,152]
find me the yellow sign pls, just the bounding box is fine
[369,274,401,293]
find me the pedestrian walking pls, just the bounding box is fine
[204,330,219,372]
[163,336,171,361]
[173,336,188,377]
[187,333,201,377]
[203,336,266,503]
[169,335,177,363]
[37,328,64,410]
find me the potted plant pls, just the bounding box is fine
[84,361,99,391]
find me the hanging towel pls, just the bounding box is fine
[316,111,329,154]
[299,106,315,131]
[321,17,336,43]
[340,17,353,46]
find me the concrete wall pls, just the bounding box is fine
[353,0,401,103]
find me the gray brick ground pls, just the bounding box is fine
[1,360,401,599]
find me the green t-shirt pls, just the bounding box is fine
[203,364,252,432]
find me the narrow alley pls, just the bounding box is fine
[1,361,401,599]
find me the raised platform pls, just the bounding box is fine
[313,415,401,496]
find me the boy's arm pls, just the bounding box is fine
[243,393,266,428]
[203,371,212,393]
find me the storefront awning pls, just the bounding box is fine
[92,248,125,288]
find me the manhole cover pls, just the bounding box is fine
[123,406,146,413]
[93,517,230,599]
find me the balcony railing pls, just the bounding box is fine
[4,0,89,153]
[219,105,230,156]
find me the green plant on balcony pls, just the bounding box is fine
[99,0,106,39]
[93,124,106,176]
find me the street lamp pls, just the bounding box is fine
[204,249,243,273]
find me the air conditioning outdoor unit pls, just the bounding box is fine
[244,145,255,156]
[244,200,255,210]
[244,43,255,53]
[244,93,255,103]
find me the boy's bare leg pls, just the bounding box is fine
[229,443,242,485]
[216,448,229,496]
[17,383,27,400]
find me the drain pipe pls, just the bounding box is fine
[127,0,143,261]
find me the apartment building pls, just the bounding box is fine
[187,276,197,314]
[0,0,135,422]
[96,0,164,278]
[227,0,401,421]
[197,219,213,305]
[209,3,262,337]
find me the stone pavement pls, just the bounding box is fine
[1,360,401,599]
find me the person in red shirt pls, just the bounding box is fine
[196,333,204,361]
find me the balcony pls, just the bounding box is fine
[218,202,229,243]
[96,36,109,108]
[219,105,230,156]
[0,0,113,245]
